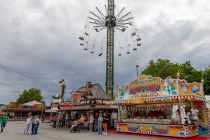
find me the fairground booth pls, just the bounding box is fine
[3,101,46,120]
[56,82,118,131]
[115,74,209,138]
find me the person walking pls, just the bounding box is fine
[24,115,32,134]
[1,113,8,132]
[97,113,103,135]
[89,114,94,132]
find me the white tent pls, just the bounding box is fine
[22,101,42,107]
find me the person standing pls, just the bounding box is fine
[31,116,36,134]
[89,114,94,132]
[78,114,85,131]
[52,115,57,128]
[0,114,2,129]
[65,113,69,128]
[24,115,32,134]
[1,113,8,132]
[34,116,41,134]
[97,113,103,135]
[56,115,61,128]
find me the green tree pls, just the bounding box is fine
[204,66,210,95]
[179,61,202,82]
[142,59,208,94]
[142,59,179,79]
[17,88,44,104]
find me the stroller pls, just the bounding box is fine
[70,121,80,133]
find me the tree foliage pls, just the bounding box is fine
[16,88,44,104]
[142,59,179,79]
[204,67,210,95]
[142,59,209,95]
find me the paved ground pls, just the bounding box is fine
[0,121,209,140]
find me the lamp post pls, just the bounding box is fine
[136,65,139,78]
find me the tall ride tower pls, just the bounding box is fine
[106,0,115,99]
[79,0,141,100]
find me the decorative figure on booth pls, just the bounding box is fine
[162,77,176,95]
[118,85,128,100]
[173,105,181,124]
[186,112,191,125]
[191,108,198,124]
[181,105,186,125]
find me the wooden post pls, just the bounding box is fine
[176,71,183,124]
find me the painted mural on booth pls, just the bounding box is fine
[125,75,177,97]
[117,75,204,100]
[117,123,198,137]
[188,83,204,96]
[125,76,161,95]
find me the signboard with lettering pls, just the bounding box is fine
[72,93,81,105]
[117,75,204,100]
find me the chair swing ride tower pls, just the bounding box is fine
[79,0,141,99]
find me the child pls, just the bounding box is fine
[70,120,78,133]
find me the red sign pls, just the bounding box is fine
[72,93,81,105]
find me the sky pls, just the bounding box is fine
[0,0,210,105]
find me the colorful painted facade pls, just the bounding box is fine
[116,75,208,137]
[117,75,205,100]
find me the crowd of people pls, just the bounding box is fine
[0,112,43,135]
[0,111,111,135]
[70,113,105,134]
[24,114,42,135]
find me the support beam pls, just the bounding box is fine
[96,7,106,19]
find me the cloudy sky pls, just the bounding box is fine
[0,0,210,105]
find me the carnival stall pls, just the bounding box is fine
[56,83,118,130]
[3,101,46,120]
[115,74,209,138]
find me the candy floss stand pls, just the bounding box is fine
[115,74,209,138]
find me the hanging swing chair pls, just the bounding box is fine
[131,32,136,36]
[136,38,141,41]
[137,43,141,46]
[98,53,102,56]
[79,36,84,40]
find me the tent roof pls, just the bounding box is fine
[23,101,42,106]
[59,104,118,111]
[77,83,111,101]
